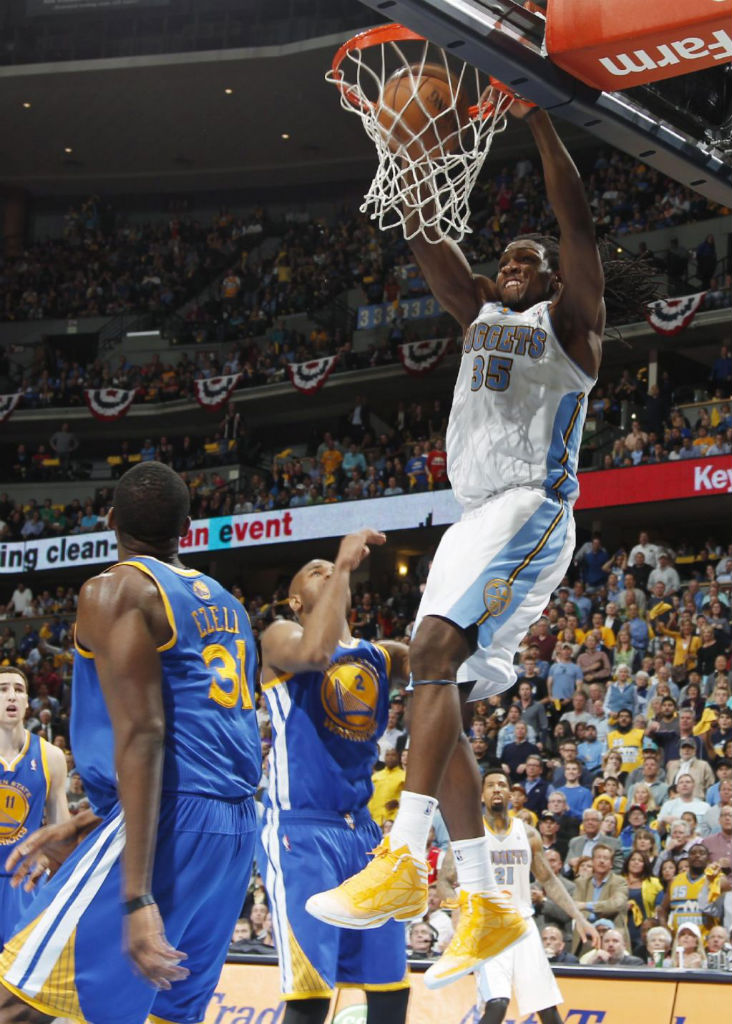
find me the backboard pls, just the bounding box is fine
[355,0,732,206]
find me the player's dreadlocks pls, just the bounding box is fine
[512,233,663,327]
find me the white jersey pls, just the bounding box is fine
[447,300,596,510]
[484,815,534,920]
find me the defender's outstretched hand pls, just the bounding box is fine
[335,529,387,572]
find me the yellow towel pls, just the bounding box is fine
[693,707,718,736]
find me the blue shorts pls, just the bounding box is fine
[0,875,37,950]
[261,808,408,999]
[0,793,256,1024]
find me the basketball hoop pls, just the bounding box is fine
[327,23,519,242]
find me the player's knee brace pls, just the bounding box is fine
[282,997,330,1024]
[365,986,410,1024]
[479,997,510,1024]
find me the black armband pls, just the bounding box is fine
[123,893,155,914]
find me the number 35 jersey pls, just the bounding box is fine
[447,299,596,511]
[72,556,261,815]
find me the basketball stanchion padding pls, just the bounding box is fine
[326,23,522,243]
[545,0,732,91]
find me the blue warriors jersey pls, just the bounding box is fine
[0,733,50,873]
[263,638,391,814]
[72,556,261,814]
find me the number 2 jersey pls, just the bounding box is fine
[72,556,261,816]
[262,638,392,815]
[447,299,596,511]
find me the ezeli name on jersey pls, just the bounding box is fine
[694,464,732,493]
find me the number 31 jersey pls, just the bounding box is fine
[447,300,596,511]
[72,556,261,815]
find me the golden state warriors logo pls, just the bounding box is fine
[482,579,512,618]
[192,579,211,601]
[321,660,379,742]
[0,782,30,846]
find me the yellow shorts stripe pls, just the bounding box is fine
[0,974,90,1024]
[149,1014,204,1024]
[283,990,334,1001]
[338,977,411,991]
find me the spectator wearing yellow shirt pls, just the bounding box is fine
[368,747,406,826]
[606,709,645,773]
[319,438,344,487]
[577,611,617,650]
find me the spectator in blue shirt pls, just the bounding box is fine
[556,760,594,821]
[139,438,156,461]
[577,723,604,772]
[405,443,430,491]
[604,665,637,716]
[342,442,367,476]
[572,581,593,626]
[577,536,609,592]
[548,644,584,712]
[626,604,650,653]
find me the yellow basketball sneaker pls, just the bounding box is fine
[305,836,428,930]
[423,889,528,989]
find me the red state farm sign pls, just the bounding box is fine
[575,455,732,510]
[546,0,732,91]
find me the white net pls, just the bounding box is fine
[327,26,514,243]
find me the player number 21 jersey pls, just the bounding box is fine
[447,300,596,510]
[484,815,534,919]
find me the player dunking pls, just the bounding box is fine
[476,770,598,1024]
[309,102,605,988]
[0,462,261,1024]
[0,668,68,949]
[261,530,410,1024]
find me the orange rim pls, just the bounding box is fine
[330,24,426,112]
[330,24,528,123]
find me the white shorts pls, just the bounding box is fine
[477,917,563,1015]
[413,487,575,699]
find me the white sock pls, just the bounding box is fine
[452,836,498,894]
[389,790,438,858]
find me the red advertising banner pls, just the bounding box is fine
[575,455,732,511]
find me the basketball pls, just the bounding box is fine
[376,63,469,159]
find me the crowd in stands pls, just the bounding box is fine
[4,340,732,533]
[1,145,727,349]
[2,521,732,968]
[0,196,265,323]
[462,149,723,270]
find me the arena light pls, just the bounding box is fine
[64,146,72,154]
[22,101,31,109]
[281,132,290,140]
[224,87,233,95]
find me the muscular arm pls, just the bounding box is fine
[76,567,169,904]
[528,826,599,944]
[401,163,496,331]
[380,640,410,687]
[408,235,496,332]
[526,111,605,377]
[43,742,70,825]
[260,529,386,679]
